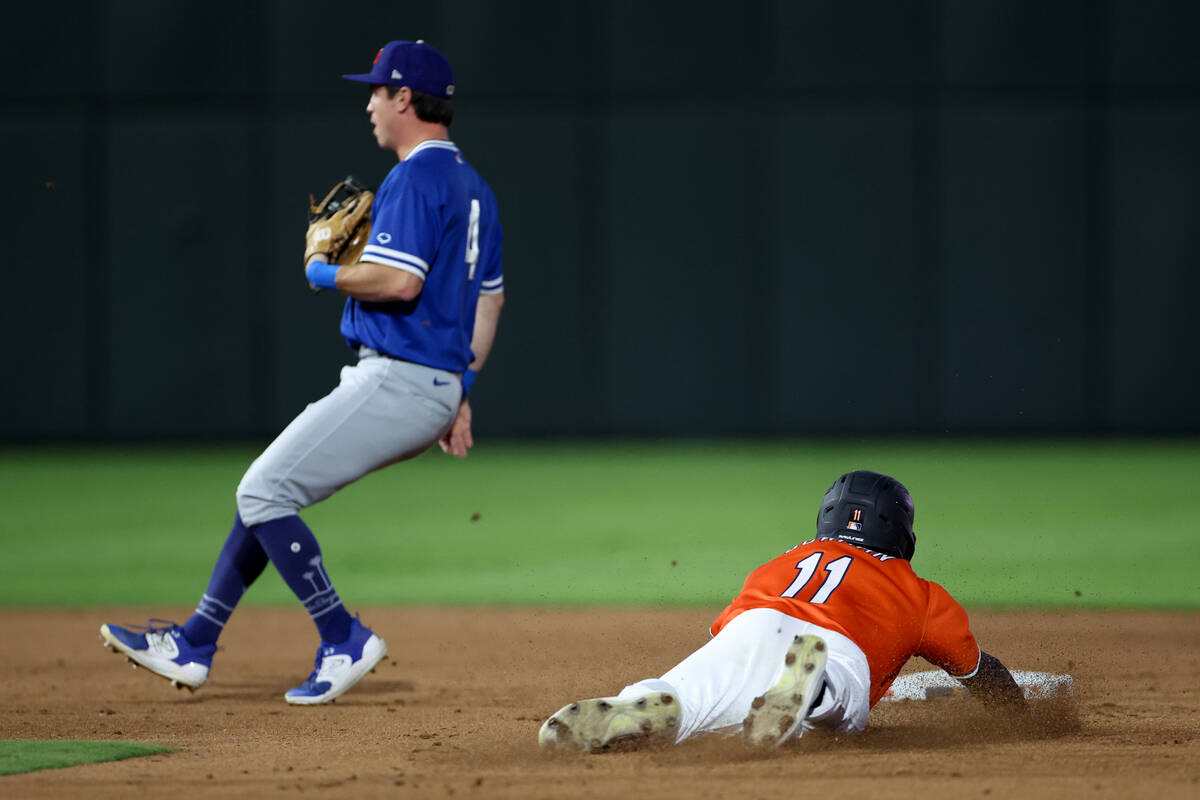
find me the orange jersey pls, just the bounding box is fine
[710,538,980,707]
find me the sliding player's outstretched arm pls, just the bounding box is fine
[960,651,1026,708]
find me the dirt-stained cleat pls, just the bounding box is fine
[538,693,679,752]
[99,620,214,690]
[743,635,828,748]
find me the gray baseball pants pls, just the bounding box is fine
[236,347,461,527]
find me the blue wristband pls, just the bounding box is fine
[305,260,340,290]
[461,368,478,397]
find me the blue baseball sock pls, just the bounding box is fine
[182,513,270,646]
[251,514,354,644]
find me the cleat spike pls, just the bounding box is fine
[597,701,611,712]
[635,698,646,708]
[661,694,673,705]
[751,697,765,709]
[568,704,580,714]
[815,640,826,651]
[804,662,815,672]
[785,653,796,666]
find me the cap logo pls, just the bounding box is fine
[372,48,383,66]
[391,69,403,80]
[846,508,863,532]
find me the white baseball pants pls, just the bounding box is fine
[618,607,872,743]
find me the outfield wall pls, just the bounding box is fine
[5,1,1199,439]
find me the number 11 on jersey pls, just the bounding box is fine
[781,552,853,604]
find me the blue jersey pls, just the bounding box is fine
[341,140,504,372]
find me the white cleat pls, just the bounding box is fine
[743,635,828,748]
[284,619,387,705]
[538,693,680,752]
[99,621,213,690]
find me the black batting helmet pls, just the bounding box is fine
[816,470,916,560]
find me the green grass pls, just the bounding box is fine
[1,439,1197,608]
[0,740,171,776]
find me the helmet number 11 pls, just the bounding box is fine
[780,552,853,604]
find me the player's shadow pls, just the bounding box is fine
[117,677,418,705]
[213,678,416,702]
[336,678,416,695]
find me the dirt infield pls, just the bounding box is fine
[2,608,1197,798]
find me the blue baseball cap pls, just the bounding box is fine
[342,40,456,99]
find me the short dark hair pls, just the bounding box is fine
[386,85,454,126]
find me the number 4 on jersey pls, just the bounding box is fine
[780,552,853,603]
[465,198,481,280]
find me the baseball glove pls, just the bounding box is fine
[304,176,374,265]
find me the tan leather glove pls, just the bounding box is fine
[304,176,375,264]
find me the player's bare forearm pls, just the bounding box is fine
[960,651,1026,709]
[468,292,504,370]
[335,261,424,302]
[439,293,502,459]
[305,256,424,302]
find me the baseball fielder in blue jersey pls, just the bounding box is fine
[100,40,505,704]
